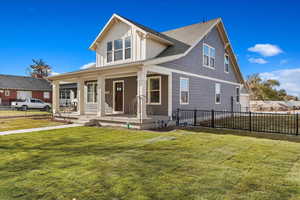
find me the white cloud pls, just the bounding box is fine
[50,71,60,76]
[80,62,96,69]
[280,59,288,65]
[248,57,268,64]
[260,68,300,97]
[248,44,283,57]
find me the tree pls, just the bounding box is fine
[246,73,298,101]
[27,59,51,78]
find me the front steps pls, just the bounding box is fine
[54,114,173,129]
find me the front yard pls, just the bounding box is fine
[0,110,50,117]
[0,127,300,199]
[0,118,64,132]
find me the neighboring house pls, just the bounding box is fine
[49,14,249,128]
[0,74,52,106]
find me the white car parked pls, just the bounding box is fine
[11,98,52,111]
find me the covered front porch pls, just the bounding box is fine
[51,65,173,127]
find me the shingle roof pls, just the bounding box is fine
[0,74,52,91]
[118,14,191,58]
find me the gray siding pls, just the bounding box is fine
[159,26,242,112]
[105,75,168,116]
[161,27,239,83]
[172,73,240,112]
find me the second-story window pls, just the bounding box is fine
[114,39,123,61]
[107,42,113,63]
[125,37,131,59]
[224,54,229,73]
[203,44,215,69]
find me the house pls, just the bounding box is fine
[48,14,249,128]
[0,74,52,106]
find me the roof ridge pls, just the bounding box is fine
[0,74,47,80]
[162,18,221,34]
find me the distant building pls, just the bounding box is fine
[0,74,52,106]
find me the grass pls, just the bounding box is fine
[0,127,300,199]
[0,110,50,117]
[0,118,64,132]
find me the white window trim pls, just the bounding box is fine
[86,82,98,104]
[215,83,221,104]
[147,76,161,105]
[224,53,229,73]
[106,36,132,64]
[44,92,50,99]
[180,77,189,105]
[112,80,125,113]
[4,90,10,97]
[203,43,216,70]
[236,87,240,104]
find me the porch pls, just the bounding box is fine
[51,65,173,128]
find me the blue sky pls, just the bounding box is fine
[1,0,300,96]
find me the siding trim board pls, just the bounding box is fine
[148,65,241,86]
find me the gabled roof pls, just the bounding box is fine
[52,15,245,85]
[89,14,174,50]
[0,74,52,91]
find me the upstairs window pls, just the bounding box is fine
[236,87,240,103]
[203,44,215,69]
[224,54,229,73]
[215,83,221,104]
[114,39,123,61]
[107,42,113,63]
[125,36,131,59]
[147,76,161,104]
[106,37,131,63]
[180,78,189,104]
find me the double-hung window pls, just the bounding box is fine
[147,76,161,104]
[125,36,131,59]
[224,54,229,73]
[107,42,113,63]
[215,83,221,104]
[114,39,123,61]
[236,87,240,103]
[4,90,10,96]
[107,37,131,63]
[203,44,215,68]
[180,78,189,104]
[44,92,50,99]
[87,82,98,103]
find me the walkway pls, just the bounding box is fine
[0,124,83,136]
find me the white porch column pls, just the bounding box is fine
[52,81,60,114]
[97,75,105,117]
[77,79,85,115]
[137,67,147,120]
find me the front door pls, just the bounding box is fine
[114,81,124,113]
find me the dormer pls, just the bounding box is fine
[89,14,173,67]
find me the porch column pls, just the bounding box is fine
[52,81,60,114]
[77,79,85,115]
[137,68,147,119]
[97,75,105,117]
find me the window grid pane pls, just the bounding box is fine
[148,77,161,104]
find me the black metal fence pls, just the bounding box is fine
[175,109,299,135]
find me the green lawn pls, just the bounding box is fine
[0,110,50,117]
[0,118,64,132]
[0,127,300,200]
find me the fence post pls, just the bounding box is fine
[193,109,197,126]
[176,108,180,126]
[211,109,215,128]
[249,111,252,132]
[296,113,299,136]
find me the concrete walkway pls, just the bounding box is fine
[0,124,83,136]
